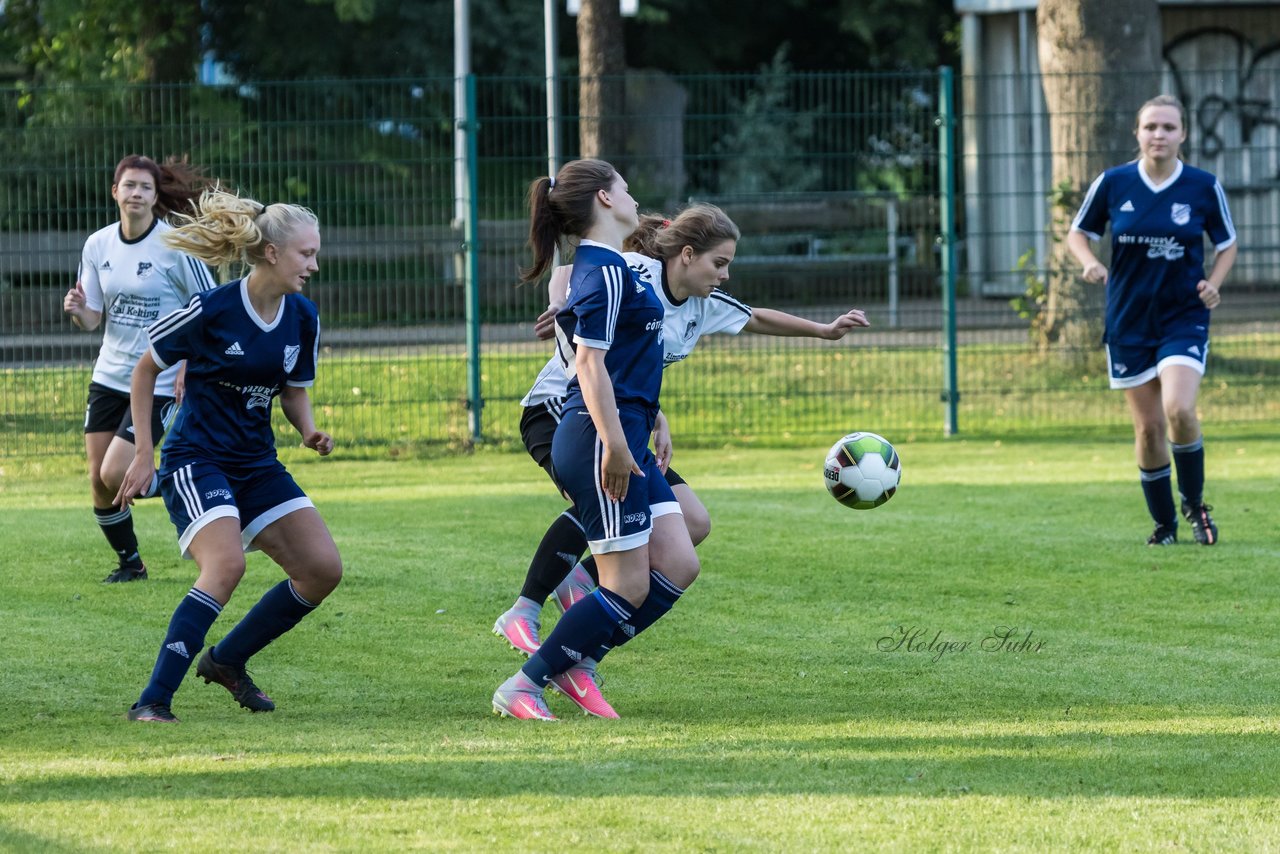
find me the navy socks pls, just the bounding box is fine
[137,588,222,707]
[593,570,685,662]
[521,587,632,685]
[213,580,318,668]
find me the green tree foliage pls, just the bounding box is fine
[714,48,821,195]
[2,0,958,85]
[0,0,549,85]
[2,0,201,83]
[625,0,958,73]
[203,0,547,81]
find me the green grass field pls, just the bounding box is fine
[3,439,1280,851]
[6,331,1279,458]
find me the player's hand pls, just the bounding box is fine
[652,414,672,473]
[304,430,334,456]
[114,453,156,508]
[174,364,187,408]
[1196,279,1221,309]
[823,308,870,340]
[600,442,642,502]
[533,303,561,341]
[1081,262,1108,284]
[63,282,86,315]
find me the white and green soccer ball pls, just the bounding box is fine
[823,431,901,509]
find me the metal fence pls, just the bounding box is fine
[1,70,1276,459]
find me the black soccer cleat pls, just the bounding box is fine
[127,702,179,723]
[103,564,148,583]
[196,649,276,712]
[1181,502,1218,546]
[1146,524,1177,546]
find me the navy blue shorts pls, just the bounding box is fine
[550,406,681,554]
[523,400,687,493]
[160,459,313,559]
[1106,328,1209,389]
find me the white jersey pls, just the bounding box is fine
[521,251,752,407]
[79,219,216,396]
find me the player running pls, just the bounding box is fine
[1067,94,1236,546]
[63,155,217,583]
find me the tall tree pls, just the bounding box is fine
[3,0,200,83]
[625,0,958,74]
[1036,0,1162,356]
[577,0,626,161]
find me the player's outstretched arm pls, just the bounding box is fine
[745,307,869,340]
[115,351,162,506]
[281,385,334,456]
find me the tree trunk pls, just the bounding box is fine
[1036,0,1162,360]
[577,0,627,162]
[138,0,201,84]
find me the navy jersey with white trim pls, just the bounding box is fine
[147,279,320,471]
[554,240,664,411]
[1072,160,1235,345]
[522,251,752,408]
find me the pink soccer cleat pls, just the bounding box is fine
[492,679,557,721]
[551,563,595,614]
[549,664,619,719]
[493,608,541,656]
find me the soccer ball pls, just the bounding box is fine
[823,431,901,509]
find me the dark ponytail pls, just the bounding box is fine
[521,158,618,282]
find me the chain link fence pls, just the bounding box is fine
[1,69,1276,458]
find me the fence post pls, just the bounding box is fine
[938,66,960,436]
[886,195,899,328]
[464,73,483,441]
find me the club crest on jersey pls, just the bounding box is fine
[284,344,300,373]
[136,261,153,279]
[1171,203,1191,226]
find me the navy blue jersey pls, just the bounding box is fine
[146,279,320,471]
[1072,160,1235,345]
[554,240,664,414]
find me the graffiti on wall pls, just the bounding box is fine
[1164,27,1280,167]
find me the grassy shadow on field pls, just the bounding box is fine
[2,443,1279,848]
